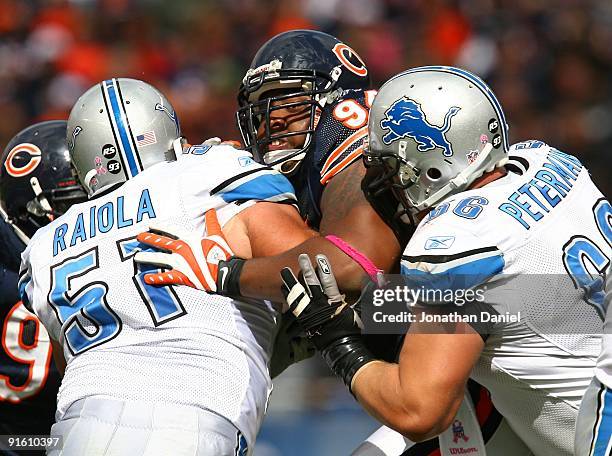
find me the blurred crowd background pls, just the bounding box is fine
[0,0,610,194]
[1,0,610,453]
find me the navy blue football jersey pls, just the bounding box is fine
[0,219,60,451]
[290,88,376,228]
[0,216,24,272]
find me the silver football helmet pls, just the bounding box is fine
[67,78,182,197]
[364,66,509,219]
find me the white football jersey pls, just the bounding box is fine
[596,263,612,390]
[401,141,609,456]
[19,144,296,447]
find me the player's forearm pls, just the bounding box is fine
[352,361,450,442]
[240,235,369,302]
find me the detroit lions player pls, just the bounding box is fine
[19,78,315,455]
[278,66,608,456]
[576,268,612,455]
[0,121,86,454]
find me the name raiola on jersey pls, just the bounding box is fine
[52,188,156,257]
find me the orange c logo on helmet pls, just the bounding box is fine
[332,43,368,77]
[4,143,42,177]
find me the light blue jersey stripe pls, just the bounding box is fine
[219,174,295,203]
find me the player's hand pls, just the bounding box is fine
[134,209,245,295]
[280,254,363,351]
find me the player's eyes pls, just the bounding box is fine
[279,103,308,115]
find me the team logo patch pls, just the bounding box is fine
[452,420,470,443]
[332,43,368,77]
[380,97,460,157]
[424,235,455,250]
[4,143,42,177]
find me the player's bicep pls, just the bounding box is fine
[243,202,317,258]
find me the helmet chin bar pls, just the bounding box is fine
[276,155,305,176]
[263,146,307,176]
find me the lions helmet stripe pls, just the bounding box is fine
[102,79,142,177]
[402,66,509,151]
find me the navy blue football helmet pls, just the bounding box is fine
[0,120,87,243]
[236,29,371,173]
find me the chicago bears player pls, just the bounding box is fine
[136,31,530,455]
[19,78,318,456]
[0,121,86,454]
[279,66,608,456]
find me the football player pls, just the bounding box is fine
[0,120,87,455]
[576,267,612,455]
[136,31,530,455]
[20,78,318,456]
[279,66,608,456]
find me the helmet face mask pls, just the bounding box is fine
[237,30,370,174]
[238,82,321,168]
[365,66,509,219]
[68,78,182,197]
[0,120,87,243]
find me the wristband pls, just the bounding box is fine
[320,335,376,395]
[325,235,383,284]
[217,257,246,297]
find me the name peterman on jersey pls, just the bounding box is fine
[499,145,582,229]
[52,188,156,256]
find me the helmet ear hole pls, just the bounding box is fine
[426,168,442,180]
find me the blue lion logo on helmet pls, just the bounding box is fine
[380,97,460,157]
